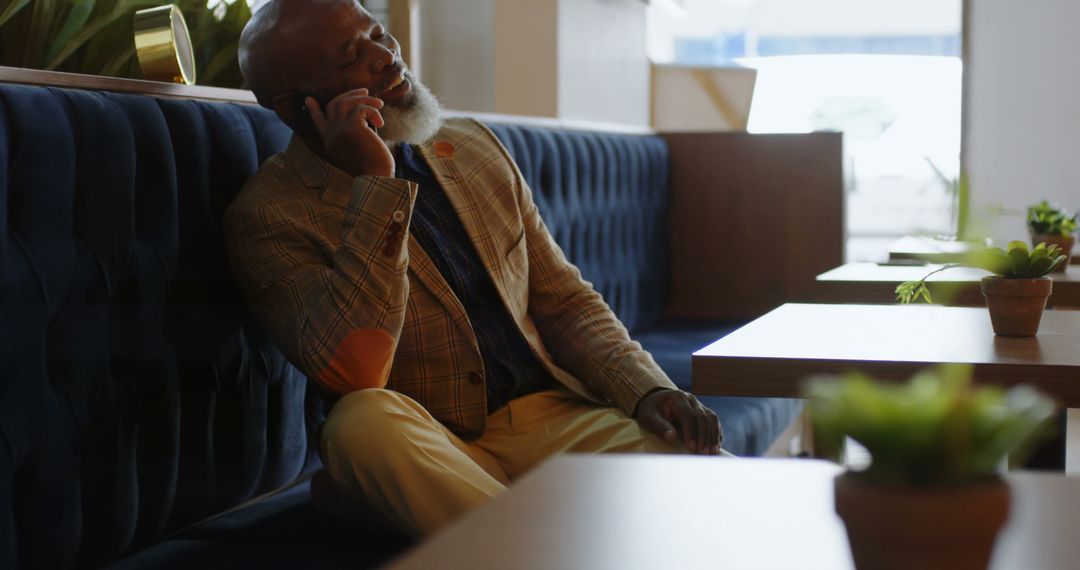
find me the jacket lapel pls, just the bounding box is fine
[417,134,513,303]
[417,138,498,265]
[418,128,530,333]
[404,233,478,345]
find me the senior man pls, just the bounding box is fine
[226,0,726,537]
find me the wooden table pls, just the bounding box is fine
[692,303,1080,406]
[389,455,1080,569]
[887,235,987,263]
[808,262,1080,308]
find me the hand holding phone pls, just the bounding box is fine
[288,91,333,137]
[301,88,395,178]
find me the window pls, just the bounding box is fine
[649,0,964,262]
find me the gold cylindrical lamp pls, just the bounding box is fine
[134,5,196,85]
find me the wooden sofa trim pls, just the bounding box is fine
[0,66,654,134]
[0,65,259,104]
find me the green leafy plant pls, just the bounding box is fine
[0,0,252,87]
[804,366,1055,487]
[896,241,1066,304]
[1028,200,1078,237]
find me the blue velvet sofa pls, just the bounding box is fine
[0,80,800,569]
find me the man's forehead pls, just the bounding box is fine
[277,0,368,35]
[299,2,371,54]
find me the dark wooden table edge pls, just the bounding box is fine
[691,356,1080,407]
[807,275,1080,308]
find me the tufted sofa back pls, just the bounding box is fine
[0,84,316,569]
[486,123,670,334]
[0,84,669,568]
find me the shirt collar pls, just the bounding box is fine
[396,143,432,178]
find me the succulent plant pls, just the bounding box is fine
[1028,200,1078,237]
[804,366,1055,487]
[896,241,1065,304]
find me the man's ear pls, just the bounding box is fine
[271,92,298,128]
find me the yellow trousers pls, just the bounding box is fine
[318,387,690,536]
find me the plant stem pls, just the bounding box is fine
[917,263,961,283]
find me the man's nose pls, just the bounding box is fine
[367,41,396,74]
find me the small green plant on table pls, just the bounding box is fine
[804,366,1055,570]
[895,241,1064,305]
[894,241,1063,336]
[805,366,1054,486]
[1028,200,1078,237]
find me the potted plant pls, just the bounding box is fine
[805,366,1055,570]
[1027,200,1077,272]
[896,241,1065,336]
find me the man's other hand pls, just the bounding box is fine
[635,389,722,455]
[308,88,395,178]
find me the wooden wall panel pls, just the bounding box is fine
[663,132,844,321]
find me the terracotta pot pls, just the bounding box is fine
[1031,233,1075,272]
[834,474,1011,570]
[980,276,1052,337]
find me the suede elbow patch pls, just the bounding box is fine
[317,328,396,393]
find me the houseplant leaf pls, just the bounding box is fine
[967,248,1010,276]
[77,9,132,73]
[1027,256,1054,276]
[805,366,1056,486]
[1006,243,1030,276]
[0,0,31,28]
[21,0,59,67]
[201,39,238,84]
[1028,200,1078,236]
[45,0,159,70]
[46,0,96,63]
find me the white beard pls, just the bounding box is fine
[378,74,443,146]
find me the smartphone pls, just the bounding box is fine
[289,91,335,136]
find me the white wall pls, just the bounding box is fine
[558,0,649,126]
[966,0,1080,243]
[414,0,649,126]
[651,65,756,131]
[418,0,495,112]
[493,0,559,118]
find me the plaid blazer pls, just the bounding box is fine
[225,118,676,437]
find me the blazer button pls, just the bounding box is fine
[392,210,406,222]
[468,372,483,385]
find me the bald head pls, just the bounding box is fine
[239,0,441,144]
[239,0,365,107]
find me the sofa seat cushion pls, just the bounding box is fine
[106,480,411,570]
[111,317,801,570]
[633,320,804,457]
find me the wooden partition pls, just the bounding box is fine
[663,131,844,321]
